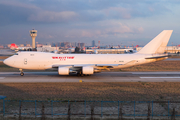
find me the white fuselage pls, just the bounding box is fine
[3,30,172,76]
[4,52,165,70]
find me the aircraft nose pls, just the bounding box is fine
[3,59,8,65]
[3,58,13,66]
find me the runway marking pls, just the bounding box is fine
[140,77,180,79]
[0,77,5,79]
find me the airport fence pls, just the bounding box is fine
[0,100,180,119]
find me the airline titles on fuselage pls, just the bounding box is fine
[52,56,75,61]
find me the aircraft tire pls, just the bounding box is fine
[78,71,83,77]
[20,72,24,76]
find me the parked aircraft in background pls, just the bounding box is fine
[10,43,32,51]
[10,43,18,50]
[4,30,173,76]
[124,49,136,53]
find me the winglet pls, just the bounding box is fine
[137,30,173,54]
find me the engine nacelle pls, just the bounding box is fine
[82,66,94,74]
[58,67,69,75]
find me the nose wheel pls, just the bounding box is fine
[19,69,24,76]
[20,72,24,76]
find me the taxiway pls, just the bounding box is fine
[0,72,180,82]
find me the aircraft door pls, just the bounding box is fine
[24,58,27,65]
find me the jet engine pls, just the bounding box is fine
[82,66,94,74]
[58,67,69,75]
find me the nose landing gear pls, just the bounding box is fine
[20,72,24,76]
[19,69,24,76]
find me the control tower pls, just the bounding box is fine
[30,29,37,49]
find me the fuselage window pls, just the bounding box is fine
[30,54,34,56]
[14,53,18,55]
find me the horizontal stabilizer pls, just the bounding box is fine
[145,55,168,59]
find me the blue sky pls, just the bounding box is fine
[0,0,180,46]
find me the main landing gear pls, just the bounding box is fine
[19,69,24,76]
[77,71,91,77]
[77,71,84,77]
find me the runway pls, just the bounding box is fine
[0,71,180,82]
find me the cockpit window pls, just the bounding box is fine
[14,53,18,55]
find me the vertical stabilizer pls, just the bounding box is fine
[137,30,173,54]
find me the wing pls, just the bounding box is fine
[45,64,121,72]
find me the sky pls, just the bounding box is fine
[0,0,180,46]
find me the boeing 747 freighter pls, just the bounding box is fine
[3,30,173,76]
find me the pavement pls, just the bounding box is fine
[0,49,14,56]
[0,71,180,82]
